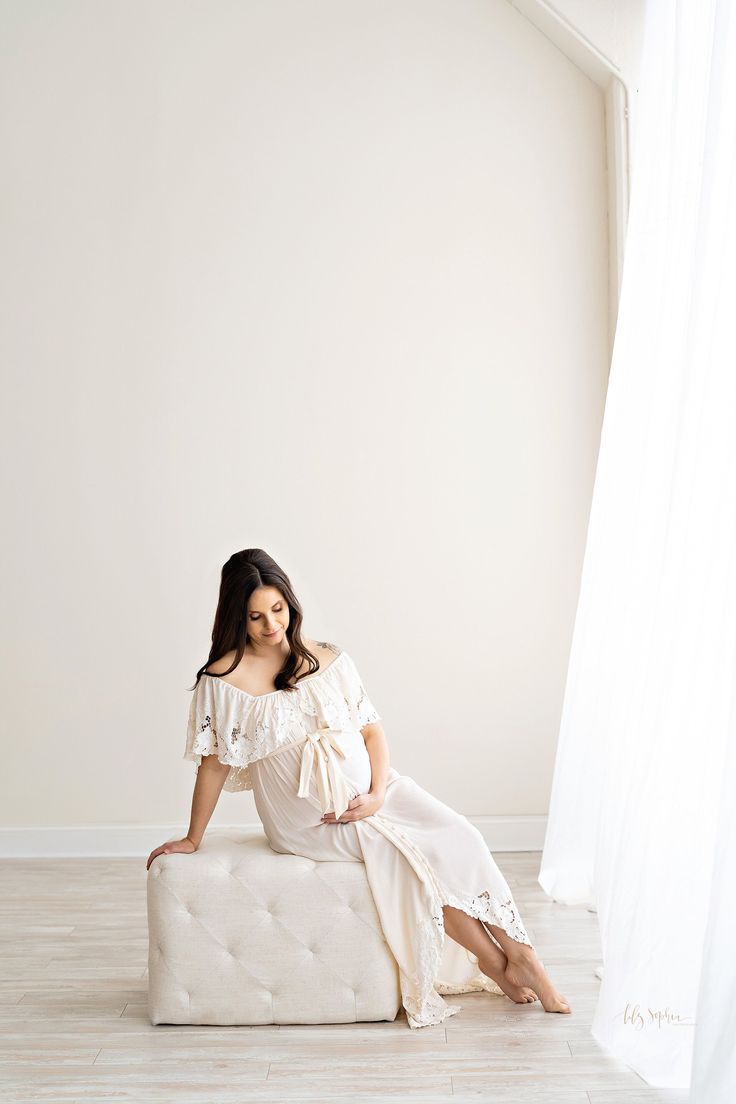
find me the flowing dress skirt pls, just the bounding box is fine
[247,725,533,1029]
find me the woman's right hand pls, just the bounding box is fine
[146,836,198,871]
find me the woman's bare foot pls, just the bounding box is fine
[477,949,539,1005]
[503,945,571,1013]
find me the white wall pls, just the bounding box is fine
[0,0,641,848]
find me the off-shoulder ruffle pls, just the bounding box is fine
[182,649,381,793]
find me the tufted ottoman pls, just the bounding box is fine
[147,830,402,1026]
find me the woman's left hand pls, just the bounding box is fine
[321,791,384,823]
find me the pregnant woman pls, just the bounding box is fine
[147,548,570,1028]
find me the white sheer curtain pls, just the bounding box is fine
[538,0,736,1093]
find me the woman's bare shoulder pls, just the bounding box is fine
[308,639,342,662]
[205,650,238,676]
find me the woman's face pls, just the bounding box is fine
[246,586,289,645]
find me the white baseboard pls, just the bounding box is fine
[473,815,547,852]
[0,816,548,858]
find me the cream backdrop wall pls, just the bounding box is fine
[0,0,643,854]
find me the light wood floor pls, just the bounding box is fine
[0,851,689,1103]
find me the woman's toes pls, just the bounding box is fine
[503,951,571,1013]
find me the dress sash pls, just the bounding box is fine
[260,725,357,820]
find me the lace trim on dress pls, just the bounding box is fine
[188,711,255,791]
[352,684,381,728]
[401,888,532,1027]
[183,649,381,793]
[402,912,461,1028]
[368,812,532,1028]
[441,887,533,949]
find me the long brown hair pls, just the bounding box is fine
[189,549,319,693]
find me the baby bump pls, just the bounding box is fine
[337,735,373,795]
[249,729,373,837]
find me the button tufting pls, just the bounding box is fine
[148,809,403,1027]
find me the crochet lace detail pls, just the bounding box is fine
[401,890,532,1027]
[353,684,381,728]
[442,887,533,948]
[369,813,531,1027]
[183,649,381,792]
[402,912,462,1028]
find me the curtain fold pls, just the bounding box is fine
[538,0,736,1091]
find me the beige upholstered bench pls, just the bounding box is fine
[147,830,402,1026]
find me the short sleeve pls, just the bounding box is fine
[341,651,382,729]
[183,676,253,792]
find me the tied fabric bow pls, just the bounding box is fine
[297,725,355,821]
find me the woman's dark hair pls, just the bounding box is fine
[189,549,319,693]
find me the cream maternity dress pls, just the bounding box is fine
[183,647,533,1029]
